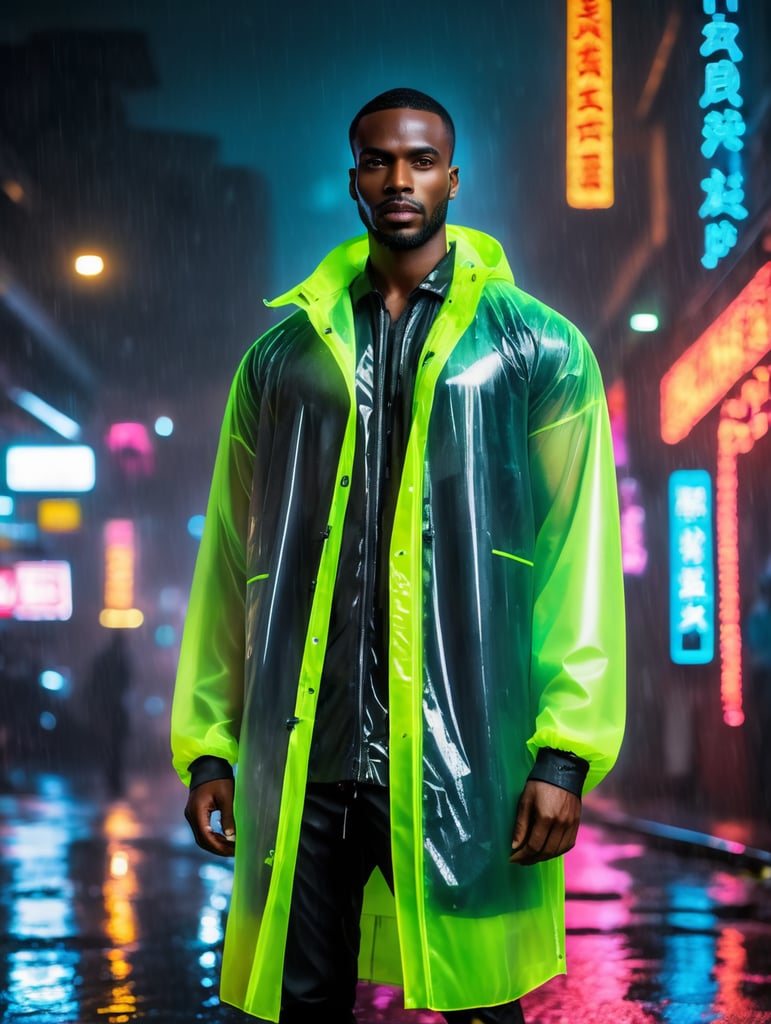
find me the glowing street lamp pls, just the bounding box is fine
[74,253,105,277]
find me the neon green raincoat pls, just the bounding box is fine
[171,225,626,1020]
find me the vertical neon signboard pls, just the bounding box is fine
[669,470,714,664]
[566,0,614,209]
[100,518,143,628]
[699,0,747,269]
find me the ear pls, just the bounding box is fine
[348,168,357,201]
[448,165,460,201]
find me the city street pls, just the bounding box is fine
[1,770,770,1024]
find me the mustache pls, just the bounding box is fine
[375,197,425,214]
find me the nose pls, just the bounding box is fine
[384,158,413,194]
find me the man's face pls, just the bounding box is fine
[349,107,459,251]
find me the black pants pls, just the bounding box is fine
[280,781,524,1024]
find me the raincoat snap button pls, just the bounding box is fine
[324,327,332,334]
[319,525,331,539]
[285,716,300,731]
[340,476,350,487]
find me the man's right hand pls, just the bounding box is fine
[184,778,236,857]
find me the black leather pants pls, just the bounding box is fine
[279,781,524,1024]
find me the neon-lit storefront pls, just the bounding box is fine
[660,262,771,727]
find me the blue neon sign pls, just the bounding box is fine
[669,470,714,665]
[698,0,747,271]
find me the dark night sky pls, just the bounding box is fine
[0,0,667,316]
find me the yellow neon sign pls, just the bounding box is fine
[38,498,82,533]
[566,0,614,209]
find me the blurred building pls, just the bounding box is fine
[602,3,771,819]
[0,30,271,776]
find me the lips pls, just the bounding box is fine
[378,201,423,223]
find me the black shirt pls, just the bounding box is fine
[308,245,456,785]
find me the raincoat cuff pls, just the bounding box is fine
[527,747,589,797]
[188,755,234,790]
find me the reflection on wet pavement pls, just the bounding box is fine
[1,774,770,1023]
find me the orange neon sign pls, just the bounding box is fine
[101,518,143,629]
[566,0,614,209]
[660,261,771,444]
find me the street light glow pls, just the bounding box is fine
[74,253,105,276]
[630,313,659,333]
[154,415,174,437]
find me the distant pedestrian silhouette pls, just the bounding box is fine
[86,631,132,797]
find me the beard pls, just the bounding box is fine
[359,193,450,251]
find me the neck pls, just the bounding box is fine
[366,228,448,306]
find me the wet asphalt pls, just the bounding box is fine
[1,769,770,1024]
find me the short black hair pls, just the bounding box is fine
[349,87,455,158]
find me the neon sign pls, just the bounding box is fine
[669,471,714,665]
[566,0,614,209]
[699,0,747,269]
[607,380,648,575]
[0,561,73,621]
[660,261,771,444]
[38,498,82,533]
[5,444,95,493]
[100,518,143,629]
[715,366,770,726]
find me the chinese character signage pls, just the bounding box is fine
[699,0,747,269]
[566,0,614,208]
[669,470,714,665]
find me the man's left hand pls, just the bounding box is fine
[509,779,581,865]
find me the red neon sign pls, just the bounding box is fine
[715,367,770,726]
[660,261,771,444]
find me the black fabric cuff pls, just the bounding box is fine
[527,747,590,798]
[188,755,234,791]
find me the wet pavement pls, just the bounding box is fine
[1,770,770,1024]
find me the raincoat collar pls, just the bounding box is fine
[349,241,456,309]
[265,225,516,312]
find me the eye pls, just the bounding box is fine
[414,157,435,168]
[363,157,385,169]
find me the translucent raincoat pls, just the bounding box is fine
[171,226,626,1020]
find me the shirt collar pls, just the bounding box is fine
[350,242,456,308]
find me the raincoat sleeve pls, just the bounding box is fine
[525,314,626,793]
[171,349,260,786]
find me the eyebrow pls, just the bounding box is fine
[359,145,442,159]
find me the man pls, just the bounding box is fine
[171,88,626,1024]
